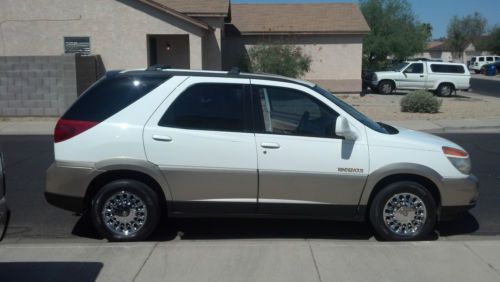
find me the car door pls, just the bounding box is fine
[143,77,258,214]
[401,63,426,89]
[251,80,369,217]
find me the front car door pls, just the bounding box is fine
[251,80,369,218]
[144,77,258,214]
[400,63,426,89]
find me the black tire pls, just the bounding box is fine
[474,70,480,74]
[369,181,437,241]
[436,83,454,97]
[378,81,394,94]
[91,179,160,242]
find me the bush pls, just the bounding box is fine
[243,45,312,78]
[400,90,442,113]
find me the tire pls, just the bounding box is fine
[369,181,437,241]
[91,179,160,242]
[474,70,480,74]
[436,83,454,97]
[378,81,394,94]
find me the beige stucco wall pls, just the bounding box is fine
[196,17,224,70]
[0,0,218,70]
[222,34,364,92]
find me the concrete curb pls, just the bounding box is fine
[1,239,499,281]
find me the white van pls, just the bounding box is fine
[469,55,500,73]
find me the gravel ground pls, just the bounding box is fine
[337,91,500,121]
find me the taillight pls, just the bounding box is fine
[54,119,98,143]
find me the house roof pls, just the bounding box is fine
[137,0,213,30]
[151,0,230,16]
[229,3,370,35]
[426,36,491,52]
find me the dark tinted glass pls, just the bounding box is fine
[63,75,168,121]
[159,83,246,132]
[430,64,465,73]
[253,86,340,138]
[405,63,424,74]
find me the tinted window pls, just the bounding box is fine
[63,75,168,121]
[430,64,465,73]
[253,86,340,138]
[159,83,247,132]
[486,57,494,62]
[495,57,500,61]
[471,57,477,62]
[405,63,424,74]
[479,57,485,62]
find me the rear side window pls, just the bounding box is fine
[486,57,494,62]
[159,83,248,132]
[496,57,500,61]
[430,64,465,74]
[479,57,485,62]
[63,75,168,121]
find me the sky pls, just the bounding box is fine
[231,0,500,39]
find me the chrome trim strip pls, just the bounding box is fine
[192,198,256,203]
[259,199,333,205]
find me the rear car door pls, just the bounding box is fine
[143,77,258,214]
[251,80,369,218]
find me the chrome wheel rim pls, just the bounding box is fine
[102,190,148,237]
[383,193,427,236]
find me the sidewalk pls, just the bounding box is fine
[1,239,499,281]
[0,117,499,135]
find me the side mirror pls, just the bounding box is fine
[335,116,358,140]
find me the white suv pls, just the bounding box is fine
[469,55,500,73]
[46,69,478,241]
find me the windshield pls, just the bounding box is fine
[313,86,389,134]
[391,62,409,72]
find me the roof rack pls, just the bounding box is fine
[228,67,240,75]
[147,64,171,71]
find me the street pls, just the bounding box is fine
[470,77,500,97]
[0,133,499,243]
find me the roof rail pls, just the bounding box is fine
[228,67,240,75]
[147,64,171,71]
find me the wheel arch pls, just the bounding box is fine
[359,163,443,216]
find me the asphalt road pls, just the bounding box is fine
[0,133,499,242]
[470,77,500,97]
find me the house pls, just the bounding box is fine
[417,37,493,64]
[0,0,370,92]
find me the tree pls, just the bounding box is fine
[243,45,312,78]
[447,12,487,61]
[483,26,500,54]
[360,0,428,69]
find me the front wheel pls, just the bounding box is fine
[369,181,437,241]
[91,179,160,241]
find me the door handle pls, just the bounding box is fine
[419,75,424,77]
[152,135,172,142]
[261,142,280,149]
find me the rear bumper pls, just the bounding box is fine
[438,174,478,220]
[0,196,8,240]
[45,161,98,213]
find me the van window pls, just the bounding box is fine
[495,57,500,61]
[430,64,465,74]
[471,57,476,62]
[486,57,494,62]
[252,86,340,138]
[159,83,248,132]
[479,57,485,62]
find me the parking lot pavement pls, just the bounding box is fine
[1,240,500,282]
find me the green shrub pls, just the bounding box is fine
[243,45,312,78]
[400,90,442,113]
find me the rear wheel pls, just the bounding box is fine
[91,179,160,241]
[436,83,454,97]
[369,181,437,241]
[378,81,394,94]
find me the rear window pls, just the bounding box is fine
[430,64,465,74]
[63,75,168,121]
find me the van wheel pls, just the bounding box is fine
[436,83,454,96]
[91,179,160,242]
[369,181,436,241]
[378,81,394,94]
